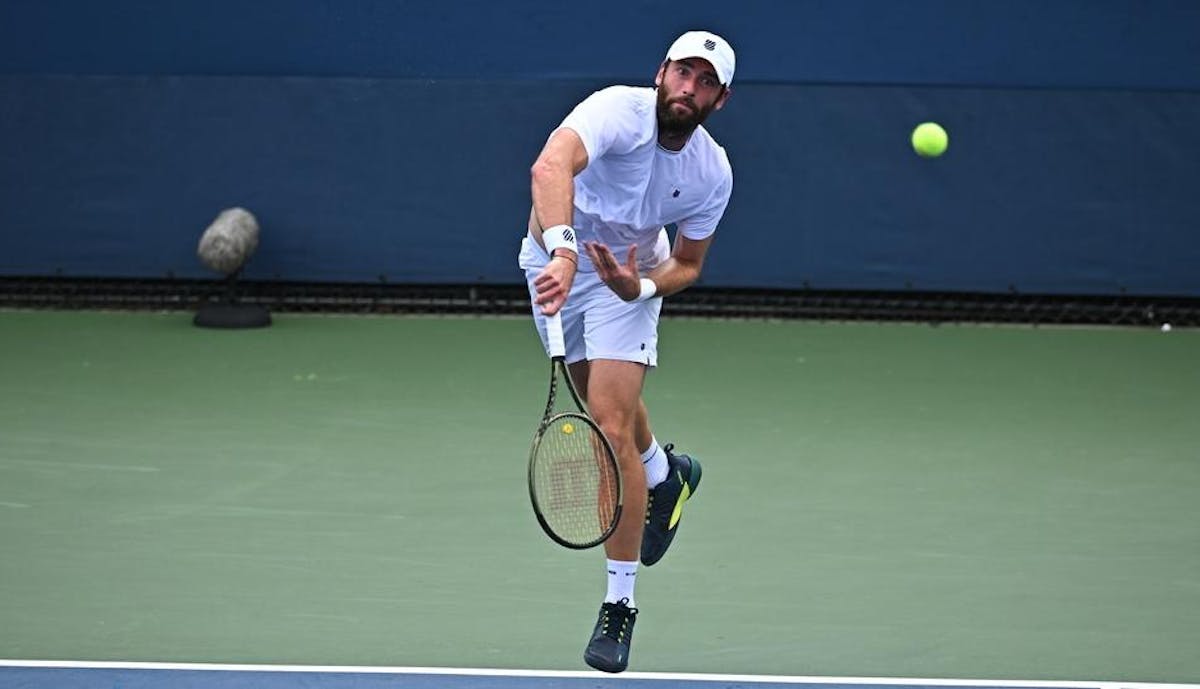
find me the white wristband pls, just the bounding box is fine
[541,224,577,256]
[634,277,658,302]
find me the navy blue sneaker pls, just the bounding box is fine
[640,444,702,566]
[584,598,638,673]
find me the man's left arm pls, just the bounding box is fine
[644,234,713,297]
[584,234,713,301]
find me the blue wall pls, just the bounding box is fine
[2,1,1198,295]
[4,0,1199,89]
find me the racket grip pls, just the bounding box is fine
[545,311,566,359]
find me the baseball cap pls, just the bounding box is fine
[665,30,736,86]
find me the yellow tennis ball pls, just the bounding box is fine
[911,122,948,158]
[562,423,574,435]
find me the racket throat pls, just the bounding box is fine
[556,359,589,413]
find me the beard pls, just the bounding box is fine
[655,88,715,136]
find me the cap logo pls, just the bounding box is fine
[704,39,716,50]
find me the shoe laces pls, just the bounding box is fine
[599,599,637,643]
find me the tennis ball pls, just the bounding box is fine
[911,122,948,158]
[562,423,574,435]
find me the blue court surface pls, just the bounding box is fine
[2,662,1197,689]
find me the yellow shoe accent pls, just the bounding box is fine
[668,481,691,529]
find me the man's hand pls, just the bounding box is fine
[533,254,577,315]
[585,241,641,301]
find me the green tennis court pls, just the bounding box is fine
[1,310,1197,682]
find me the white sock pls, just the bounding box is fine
[641,437,669,488]
[605,559,638,606]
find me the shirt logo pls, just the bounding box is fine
[672,189,680,198]
[704,39,716,50]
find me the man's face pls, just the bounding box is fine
[655,58,729,134]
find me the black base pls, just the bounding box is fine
[4,276,1199,326]
[193,303,272,329]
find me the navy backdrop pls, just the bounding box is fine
[2,1,1198,294]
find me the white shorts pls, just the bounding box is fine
[520,235,663,367]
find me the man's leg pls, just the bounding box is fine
[581,359,646,674]
[587,359,648,562]
[632,399,671,486]
[570,365,651,458]
[574,365,700,568]
[569,364,654,464]
[634,399,653,454]
[638,400,702,567]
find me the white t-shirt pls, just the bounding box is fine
[523,85,733,272]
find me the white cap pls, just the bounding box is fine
[666,30,736,86]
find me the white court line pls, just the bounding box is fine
[0,660,1195,689]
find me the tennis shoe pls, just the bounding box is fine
[584,598,638,673]
[640,444,702,566]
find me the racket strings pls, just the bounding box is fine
[532,416,619,545]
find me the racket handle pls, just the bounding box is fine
[545,311,566,359]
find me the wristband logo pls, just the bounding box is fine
[563,228,574,242]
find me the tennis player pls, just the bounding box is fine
[518,30,736,673]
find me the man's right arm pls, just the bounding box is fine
[529,128,589,244]
[529,128,589,315]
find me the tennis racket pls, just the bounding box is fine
[527,311,622,549]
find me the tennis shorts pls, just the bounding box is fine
[519,235,663,367]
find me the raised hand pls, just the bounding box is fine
[585,241,641,301]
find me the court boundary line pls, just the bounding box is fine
[1,660,1196,689]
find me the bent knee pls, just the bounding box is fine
[594,415,636,452]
